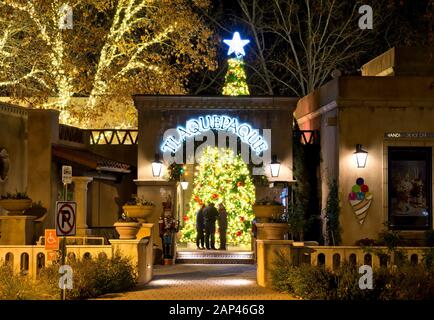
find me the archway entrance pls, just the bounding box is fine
[178,146,256,251]
[133,96,297,263]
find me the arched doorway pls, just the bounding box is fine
[179,146,256,250]
[133,96,297,262]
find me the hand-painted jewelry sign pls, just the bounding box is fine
[348,177,373,224]
[160,115,269,155]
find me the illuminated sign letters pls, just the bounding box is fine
[161,115,268,155]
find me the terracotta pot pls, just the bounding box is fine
[0,199,32,215]
[122,205,155,222]
[252,205,284,222]
[256,223,289,240]
[163,258,174,266]
[114,222,141,239]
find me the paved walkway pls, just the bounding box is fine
[99,264,295,300]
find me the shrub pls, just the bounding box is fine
[0,191,30,199]
[271,250,294,293]
[287,264,336,300]
[335,262,375,300]
[355,238,378,246]
[379,230,401,250]
[0,265,37,300]
[271,252,434,300]
[424,230,434,247]
[0,253,137,300]
[325,180,341,245]
[422,248,434,269]
[272,251,335,300]
[65,253,137,300]
[375,265,434,300]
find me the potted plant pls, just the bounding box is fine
[114,213,141,239]
[253,198,289,240]
[255,213,290,240]
[252,197,284,222]
[24,201,47,220]
[0,191,32,215]
[122,195,155,222]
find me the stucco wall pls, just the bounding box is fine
[0,104,28,204]
[27,110,59,232]
[295,74,434,245]
[135,96,296,183]
[338,105,434,245]
[319,109,339,241]
[89,175,137,228]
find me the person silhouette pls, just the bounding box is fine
[218,203,228,250]
[195,204,206,250]
[204,202,219,250]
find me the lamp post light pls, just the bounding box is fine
[270,154,281,177]
[151,153,163,177]
[354,144,368,168]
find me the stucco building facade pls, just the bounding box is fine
[295,47,434,245]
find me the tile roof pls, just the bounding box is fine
[52,145,131,173]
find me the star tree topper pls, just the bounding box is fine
[223,32,250,58]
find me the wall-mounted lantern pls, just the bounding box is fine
[270,155,281,177]
[354,144,368,168]
[180,181,189,190]
[151,153,163,177]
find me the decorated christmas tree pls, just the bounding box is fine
[222,32,250,96]
[223,58,250,96]
[180,147,255,246]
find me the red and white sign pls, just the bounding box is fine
[56,201,77,236]
[44,229,59,250]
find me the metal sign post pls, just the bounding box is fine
[56,199,76,300]
[61,184,66,301]
[59,165,73,300]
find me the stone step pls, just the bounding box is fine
[175,250,255,265]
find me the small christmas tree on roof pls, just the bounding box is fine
[222,32,250,96]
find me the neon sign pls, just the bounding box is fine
[161,115,268,155]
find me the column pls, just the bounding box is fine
[72,176,93,236]
[110,238,153,285]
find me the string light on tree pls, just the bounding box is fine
[179,147,255,246]
[222,32,250,96]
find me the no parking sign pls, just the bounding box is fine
[56,201,77,236]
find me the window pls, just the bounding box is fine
[388,147,432,230]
